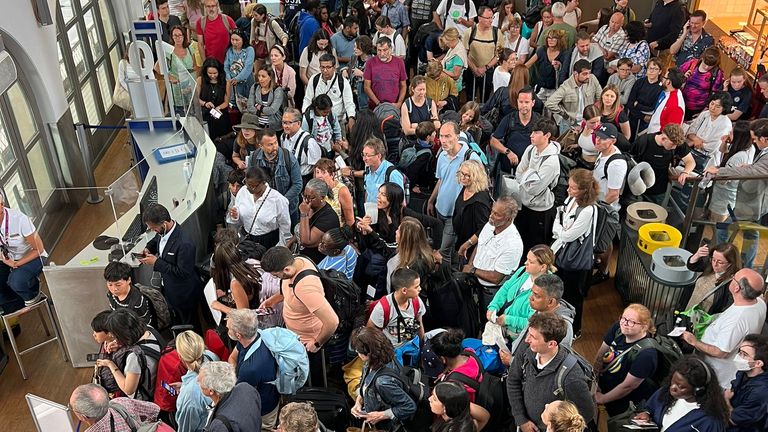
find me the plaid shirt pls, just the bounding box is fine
[86,398,160,432]
[593,25,628,55]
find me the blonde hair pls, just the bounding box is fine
[279,402,319,432]
[176,330,206,373]
[548,401,587,432]
[439,28,461,49]
[624,303,656,334]
[244,2,259,17]
[530,244,557,274]
[457,160,489,193]
[426,59,443,79]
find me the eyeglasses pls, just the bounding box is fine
[620,316,641,327]
[302,194,319,202]
[281,119,299,125]
[361,152,377,158]
[480,15,493,20]
[458,172,471,178]
[319,65,335,70]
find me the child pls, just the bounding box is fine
[403,121,437,193]
[459,101,482,143]
[607,57,637,106]
[367,268,426,349]
[225,168,245,229]
[301,94,343,157]
[492,48,518,92]
[425,59,458,112]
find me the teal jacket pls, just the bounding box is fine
[487,267,536,335]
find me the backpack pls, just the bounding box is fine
[467,25,498,48]
[398,145,433,171]
[287,13,302,62]
[385,165,411,204]
[368,293,422,344]
[303,110,341,150]
[446,350,508,430]
[200,14,232,33]
[125,345,157,402]
[374,103,406,162]
[291,267,362,338]
[461,338,505,376]
[258,327,310,394]
[521,148,575,208]
[135,283,171,331]
[109,401,174,432]
[285,129,314,165]
[413,22,441,52]
[374,366,433,430]
[602,152,640,208]
[614,327,683,387]
[524,345,595,401]
[311,72,346,95]
[592,200,620,254]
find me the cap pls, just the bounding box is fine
[595,122,619,140]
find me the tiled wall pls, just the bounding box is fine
[697,0,753,19]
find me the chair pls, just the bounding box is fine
[1,293,68,379]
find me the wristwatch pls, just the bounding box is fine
[313,341,321,349]
[505,149,511,155]
[470,267,477,275]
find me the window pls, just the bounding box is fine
[83,9,103,60]
[58,43,72,96]
[67,26,87,81]
[4,172,29,215]
[0,114,16,176]
[82,80,101,125]
[28,143,54,205]
[7,84,37,146]
[60,0,74,24]
[97,63,112,111]
[100,0,115,45]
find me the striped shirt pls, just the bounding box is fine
[318,244,358,280]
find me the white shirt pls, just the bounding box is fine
[234,185,292,245]
[0,207,47,260]
[504,35,530,60]
[158,221,177,257]
[687,113,733,156]
[473,222,523,286]
[492,68,510,91]
[701,298,766,388]
[282,129,321,176]
[301,72,356,120]
[660,399,699,432]
[372,31,407,58]
[436,0,478,36]
[593,147,627,211]
[551,198,596,253]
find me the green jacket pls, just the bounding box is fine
[487,267,535,335]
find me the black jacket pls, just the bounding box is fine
[452,188,493,248]
[361,207,443,258]
[207,383,263,432]
[646,0,685,50]
[146,222,200,313]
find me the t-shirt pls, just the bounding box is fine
[318,244,358,280]
[369,294,426,348]
[282,258,328,344]
[363,56,407,104]
[0,208,47,260]
[196,14,237,64]
[728,86,752,118]
[236,337,280,414]
[632,134,689,196]
[464,26,503,67]
[330,32,357,67]
[302,204,341,264]
[593,147,627,211]
[492,111,539,172]
[124,334,161,398]
[435,0,478,35]
[439,349,482,402]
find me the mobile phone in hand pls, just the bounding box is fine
[161,381,178,397]
[86,353,100,362]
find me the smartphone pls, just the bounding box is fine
[700,238,711,248]
[131,252,146,259]
[161,381,178,397]
[254,307,275,316]
[86,353,100,362]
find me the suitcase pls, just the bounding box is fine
[285,387,349,432]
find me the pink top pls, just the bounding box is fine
[273,63,297,107]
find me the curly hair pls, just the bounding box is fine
[351,327,395,370]
[658,356,728,425]
[568,168,599,207]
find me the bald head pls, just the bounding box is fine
[609,12,624,32]
[70,384,110,421]
[732,268,765,301]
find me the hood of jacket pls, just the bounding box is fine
[519,141,561,210]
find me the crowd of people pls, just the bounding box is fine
[61,0,768,431]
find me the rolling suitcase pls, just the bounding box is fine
[285,387,349,432]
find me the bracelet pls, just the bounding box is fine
[300,213,309,218]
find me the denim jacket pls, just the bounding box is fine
[249,148,302,214]
[360,361,417,430]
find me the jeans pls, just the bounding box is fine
[355,81,369,111]
[437,212,457,267]
[741,229,760,269]
[0,257,45,313]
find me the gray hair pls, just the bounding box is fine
[551,2,566,18]
[495,195,519,221]
[284,108,302,122]
[376,36,392,48]
[199,361,237,395]
[306,178,333,200]
[535,274,565,301]
[70,384,109,420]
[227,308,259,339]
[738,277,764,301]
[441,121,460,136]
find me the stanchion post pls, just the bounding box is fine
[74,123,103,204]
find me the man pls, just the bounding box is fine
[69,384,162,432]
[103,261,156,328]
[726,68,752,121]
[297,0,321,54]
[251,127,303,224]
[458,196,524,311]
[381,0,410,38]
[433,0,477,35]
[592,12,628,63]
[341,138,404,203]
[196,0,237,64]
[507,312,596,432]
[427,122,482,264]
[514,118,561,255]
[330,16,359,69]
[646,68,685,135]
[464,6,503,101]
[567,31,605,80]
[489,87,540,177]
[606,58,636,106]
[670,10,714,67]
[364,37,407,109]
[630,123,694,204]
[612,0,636,25]
[278,402,324,432]
[646,0,685,52]
[199,361,263,431]
[725,334,768,431]
[302,55,356,134]
[546,59,603,134]
[260,246,340,386]
[537,2,577,49]
[705,119,768,270]
[226,309,280,430]
[218,0,241,20]
[140,204,200,327]
[282,0,302,30]
[759,75,768,119]
[681,268,767,389]
[147,0,182,44]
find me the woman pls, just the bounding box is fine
[440,28,468,93]
[400,75,440,138]
[596,85,631,140]
[593,304,661,419]
[681,46,726,119]
[493,0,520,30]
[349,0,372,37]
[345,35,372,110]
[95,309,162,400]
[528,6,553,50]
[458,101,482,143]
[318,5,335,38]
[186,0,203,31]
[430,381,476,432]
[299,29,334,86]
[224,29,255,105]
[541,401,587,432]
[431,328,491,430]
[230,113,261,170]
[612,0,636,24]
[685,92,733,170]
[482,65,541,121]
[246,65,286,133]
[373,16,406,58]
[452,160,492,254]
[503,17,529,64]
[526,29,568,104]
[426,59,458,112]
[318,226,359,280]
[197,58,232,140]
[210,241,261,318]
[552,168,599,338]
[563,0,581,28]
[346,110,386,213]
[563,105,602,170]
[270,45,297,108]
[487,244,555,336]
[385,216,437,292]
[314,158,355,226]
[685,242,741,315]
[249,4,289,65]
[158,25,199,116]
[633,356,728,432]
[626,58,664,140]
[710,122,756,231]
[298,178,342,264]
[350,327,417,431]
[232,166,292,249]
[615,21,649,79]
[175,331,219,432]
[492,48,518,92]
[104,263,155,328]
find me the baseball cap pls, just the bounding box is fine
[595,123,619,140]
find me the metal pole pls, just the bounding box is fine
[74,123,103,204]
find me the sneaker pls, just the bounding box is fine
[573,331,582,341]
[23,291,44,307]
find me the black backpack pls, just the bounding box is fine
[385,165,411,204]
[602,152,640,209]
[613,327,683,387]
[592,200,619,254]
[291,267,361,338]
[311,72,346,95]
[287,13,302,63]
[467,25,498,48]
[374,366,433,431]
[446,350,508,430]
[523,345,595,401]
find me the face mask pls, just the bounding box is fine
[734,354,752,372]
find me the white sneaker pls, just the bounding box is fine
[23,292,44,307]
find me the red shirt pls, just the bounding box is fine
[196,14,236,64]
[659,89,684,132]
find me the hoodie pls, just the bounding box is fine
[727,370,768,432]
[298,11,320,54]
[516,141,561,211]
[510,300,576,357]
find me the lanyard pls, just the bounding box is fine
[0,209,8,247]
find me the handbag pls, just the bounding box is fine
[555,204,595,272]
[497,174,521,205]
[113,83,131,111]
[253,25,269,59]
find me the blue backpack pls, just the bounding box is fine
[461,338,505,376]
[257,327,310,394]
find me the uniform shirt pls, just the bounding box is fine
[472,222,523,286]
[0,207,47,260]
[728,86,752,118]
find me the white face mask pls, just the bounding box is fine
[734,354,752,372]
